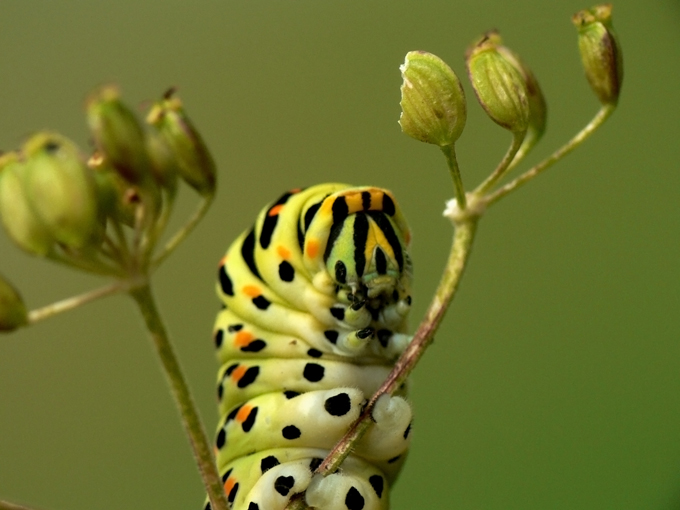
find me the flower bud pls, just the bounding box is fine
[399,51,467,147]
[0,153,55,255]
[87,85,151,184]
[22,132,101,249]
[495,38,547,147]
[146,89,216,195]
[572,4,622,106]
[0,273,28,332]
[145,131,179,190]
[466,31,530,133]
[89,152,139,227]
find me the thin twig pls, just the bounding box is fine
[441,144,467,209]
[129,284,229,510]
[484,104,614,205]
[27,279,140,325]
[319,218,478,474]
[284,219,479,510]
[152,192,214,268]
[473,130,525,195]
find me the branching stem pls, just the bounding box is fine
[285,217,479,510]
[484,104,614,205]
[27,279,139,325]
[152,192,214,268]
[473,130,525,195]
[129,284,229,510]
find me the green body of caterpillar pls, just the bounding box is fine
[209,184,413,510]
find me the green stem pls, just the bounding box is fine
[152,192,214,268]
[285,218,479,510]
[129,284,229,510]
[27,280,138,325]
[473,130,525,195]
[441,144,467,209]
[484,104,615,205]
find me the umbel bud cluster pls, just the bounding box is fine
[399,3,622,150]
[0,86,217,329]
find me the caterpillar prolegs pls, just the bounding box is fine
[210,184,414,510]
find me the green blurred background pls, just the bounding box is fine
[0,1,678,509]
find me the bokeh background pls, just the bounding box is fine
[0,1,678,509]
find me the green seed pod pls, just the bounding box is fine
[0,152,55,256]
[146,89,216,196]
[0,272,28,332]
[22,132,101,250]
[399,51,467,147]
[87,85,151,184]
[145,130,179,191]
[572,4,623,106]
[466,31,530,134]
[495,35,547,147]
[89,152,139,227]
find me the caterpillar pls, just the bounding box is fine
[210,184,414,510]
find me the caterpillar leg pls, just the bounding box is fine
[306,462,389,510]
[358,394,412,462]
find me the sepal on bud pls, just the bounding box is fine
[572,4,623,106]
[87,85,151,184]
[399,51,467,147]
[0,272,28,332]
[0,153,55,255]
[466,31,530,134]
[22,132,102,249]
[147,89,216,195]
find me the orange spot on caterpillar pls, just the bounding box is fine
[268,204,284,216]
[231,365,247,382]
[219,255,227,266]
[277,245,291,259]
[306,239,319,258]
[290,187,302,194]
[234,331,255,347]
[224,477,236,494]
[242,285,260,297]
[236,405,252,423]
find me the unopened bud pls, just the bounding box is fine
[0,153,55,255]
[146,132,179,190]
[147,89,216,195]
[0,273,28,332]
[572,4,622,106]
[89,152,139,227]
[399,51,467,147]
[22,133,101,249]
[87,85,151,184]
[495,37,547,147]
[466,31,530,134]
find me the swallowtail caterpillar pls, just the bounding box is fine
[210,184,414,510]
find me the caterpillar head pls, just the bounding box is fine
[324,211,409,303]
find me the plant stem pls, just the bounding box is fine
[129,284,229,510]
[152,192,214,268]
[441,144,467,209]
[324,218,477,469]
[285,218,479,510]
[484,104,615,205]
[473,130,525,195]
[27,280,138,325]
